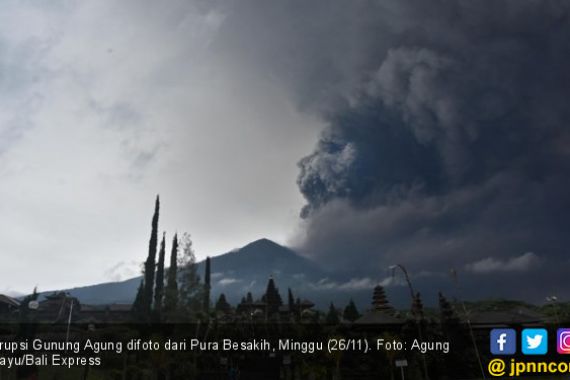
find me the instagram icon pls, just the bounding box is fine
[557,329,570,354]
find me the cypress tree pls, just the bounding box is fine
[178,233,201,316]
[295,298,302,319]
[203,257,211,313]
[164,233,179,312]
[288,288,295,312]
[132,279,145,316]
[343,299,360,322]
[154,232,166,315]
[411,292,425,321]
[143,195,160,314]
[439,292,458,324]
[326,303,340,324]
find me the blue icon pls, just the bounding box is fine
[490,329,516,355]
[522,328,548,355]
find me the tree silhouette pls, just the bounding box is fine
[326,303,340,324]
[343,299,360,322]
[411,292,425,321]
[438,292,458,325]
[203,257,211,314]
[143,195,160,314]
[132,280,145,317]
[288,288,295,312]
[154,232,166,317]
[164,233,179,313]
[178,233,202,317]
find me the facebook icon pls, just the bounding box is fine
[490,329,516,355]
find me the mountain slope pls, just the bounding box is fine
[31,239,464,309]
[196,238,325,282]
[48,238,330,305]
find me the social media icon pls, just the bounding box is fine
[490,329,516,355]
[522,329,548,354]
[557,329,570,354]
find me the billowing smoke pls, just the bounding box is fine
[295,0,570,290]
[217,1,570,299]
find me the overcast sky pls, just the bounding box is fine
[0,0,323,293]
[2,0,569,302]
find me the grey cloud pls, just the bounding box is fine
[0,40,48,156]
[218,278,241,286]
[465,252,540,274]
[2,0,569,301]
[0,287,24,298]
[214,0,570,298]
[1,0,324,292]
[242,281,256,292]
[104,261,140,282]
[309,277,394,291]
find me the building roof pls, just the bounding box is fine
[469,307,545,327]
[0,294,20,307]
[354,311,404,325]
[81,304,132,312]
[107,304,132,312]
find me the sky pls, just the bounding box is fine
[0,0,322,293]
[2,0,570,302]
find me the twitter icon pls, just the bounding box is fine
[522,329,548,355]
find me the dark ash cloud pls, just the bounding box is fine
[295,1,570,299]
[218,0,570,300]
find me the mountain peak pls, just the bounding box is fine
[244,238,283,250]
[45,237,333,307]
[237,239,300,259]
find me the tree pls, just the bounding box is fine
[203,257,211,314]
[439,292,458,325]
[178,233,202,316]
[295,298,302,319]
[411,292,424,321]
[326,303,340,324]
[132,279,145,316]
[438,292,473,378]
[143,195,160,314]
[288,288,295,312]
[154,232,166,316]
[343,299,360,322]
[164,233,179,313]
